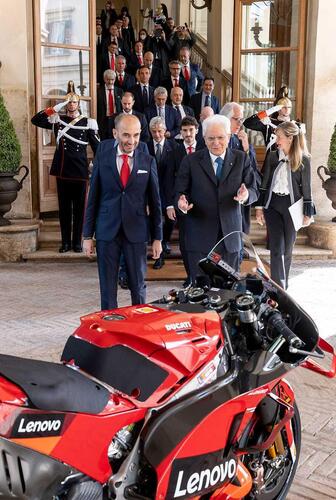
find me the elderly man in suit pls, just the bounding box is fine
[97,69,123,140]
[83,114,162,310]
[175,114,259,283]
[190,77,220,121]
[145,87,181,139]
[178,47,203,97]
[220,101,261,234]
[147,116,178,269]
[114,55,136,91]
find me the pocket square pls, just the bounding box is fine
[137,169,148,174]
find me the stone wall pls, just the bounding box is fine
[0,0,36,219]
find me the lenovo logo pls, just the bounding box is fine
[167,451,237,499]
[11,414,65,438]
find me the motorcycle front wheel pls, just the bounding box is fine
[244,402,301,500]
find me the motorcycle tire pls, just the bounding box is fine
[245,402,301,500]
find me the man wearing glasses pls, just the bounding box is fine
[220,102,260,233]
[175,115,258,282]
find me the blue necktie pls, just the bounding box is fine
[205,95,211,107]
[215,157,223,180]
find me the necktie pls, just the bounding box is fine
[108,89,114,115]
[119,74,123,85]
[120,154,130,187]
[174,78,178,87]
[215,157,223,180]
[137,54,143,65]
[155,143,162,163]
[158,107,163,118]
[175,105,182,120]
[187,146,193,154]
[183,66,190,81]
[143,86,148,105]
[110,54,115,70]
[205,95,211,107]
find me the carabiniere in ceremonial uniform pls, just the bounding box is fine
[31,81,100,253]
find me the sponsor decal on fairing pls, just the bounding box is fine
[11,413,65,438]
[165,321,192,332]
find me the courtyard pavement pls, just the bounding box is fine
[0,258,336,498]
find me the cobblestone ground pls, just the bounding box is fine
[0,259,336,499]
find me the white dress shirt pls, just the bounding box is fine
[273,150,290,194]
[184,141,197,154]
[116,146,134,174]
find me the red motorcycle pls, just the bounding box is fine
[0,233,334,500]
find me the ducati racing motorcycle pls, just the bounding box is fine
[0,232,335,500]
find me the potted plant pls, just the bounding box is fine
[317,124,336,222]
[0,91,28,225]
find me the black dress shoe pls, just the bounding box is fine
[59,244,71,253]
[163,242,171,255]
[153,256,165,269]
[118,277,129,289]
[182,279,191,288]
[72,244,82,253]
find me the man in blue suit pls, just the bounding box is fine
[190,77,220,121]
[179,47,204,97]
[83,114,162,310]
[144,87,181,139]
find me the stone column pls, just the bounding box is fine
[0,0,36,219]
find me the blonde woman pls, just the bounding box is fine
[255,121,315,289]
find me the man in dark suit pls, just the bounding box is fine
[114,55,136,91]
[143,51,163,89]
[161,60,189,104]
[179,47,203,97]
[166,116,204,285]
[128,41,144,76]
[170,86,194,140]
[145,87,181,139]
[131,66,155,113]
[175,115,259,283]
[103,24,127,56]
[109,92,150,143]
[147,116,178,269]
[97,69,123,140]
[96,24,104,84]
[220,102,261,234]
[101,41,119,74]
[190,77,220,121]
[83,114,162,310]
[145,25,171,79]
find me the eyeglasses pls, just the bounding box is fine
[206,136,227,142]
[232,117,244,123]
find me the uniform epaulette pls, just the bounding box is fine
[87,118,99,131]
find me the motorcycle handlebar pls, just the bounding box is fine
[267,311,303,349]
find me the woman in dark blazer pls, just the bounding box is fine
[255,121,315,289]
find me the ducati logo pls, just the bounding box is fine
[165,321,192,332]
[167,450,237,499]
[11,413,65,438]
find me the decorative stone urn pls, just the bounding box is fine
[317,166,336,222]
[0,165,29,226]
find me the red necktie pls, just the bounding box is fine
[120,154,130,187]
[137,54,143,65]
[108,89,114,115]
[110,54,115,70]
[183,66,190,81]
[119,74,123,85]
[174,78,178,87]
[187,146,193,154]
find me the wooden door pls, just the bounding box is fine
[34,0,96,212]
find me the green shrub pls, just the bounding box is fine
[0,92,21,173]
[327,124,336,173]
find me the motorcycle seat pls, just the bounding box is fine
[0,354,110,414]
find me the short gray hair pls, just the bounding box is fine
[220,102,243,119]
[202,115,231,137]
[154,86,168,97]
[149,116,167,130]
[103,69,116,80]
[116,55,126,63]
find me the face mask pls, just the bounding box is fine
[140,34,146,40]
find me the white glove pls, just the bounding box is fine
[258,104,282,119]
[53,100,69,113]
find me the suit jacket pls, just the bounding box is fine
[190,92,220,121]
[128,53,144,75]
[149,65,164,89]
[147,139,178,207]
[114,72,136,91]
[144,105,181,138]
[180,63,204,96]
[83,142,162,243]
[97,86,123,140]
[161,77,190,104]
[228,134,261,234]
[131,84,155,113]
[109,111,150,143]
[175,148,258,253]
[165,141,205,206]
